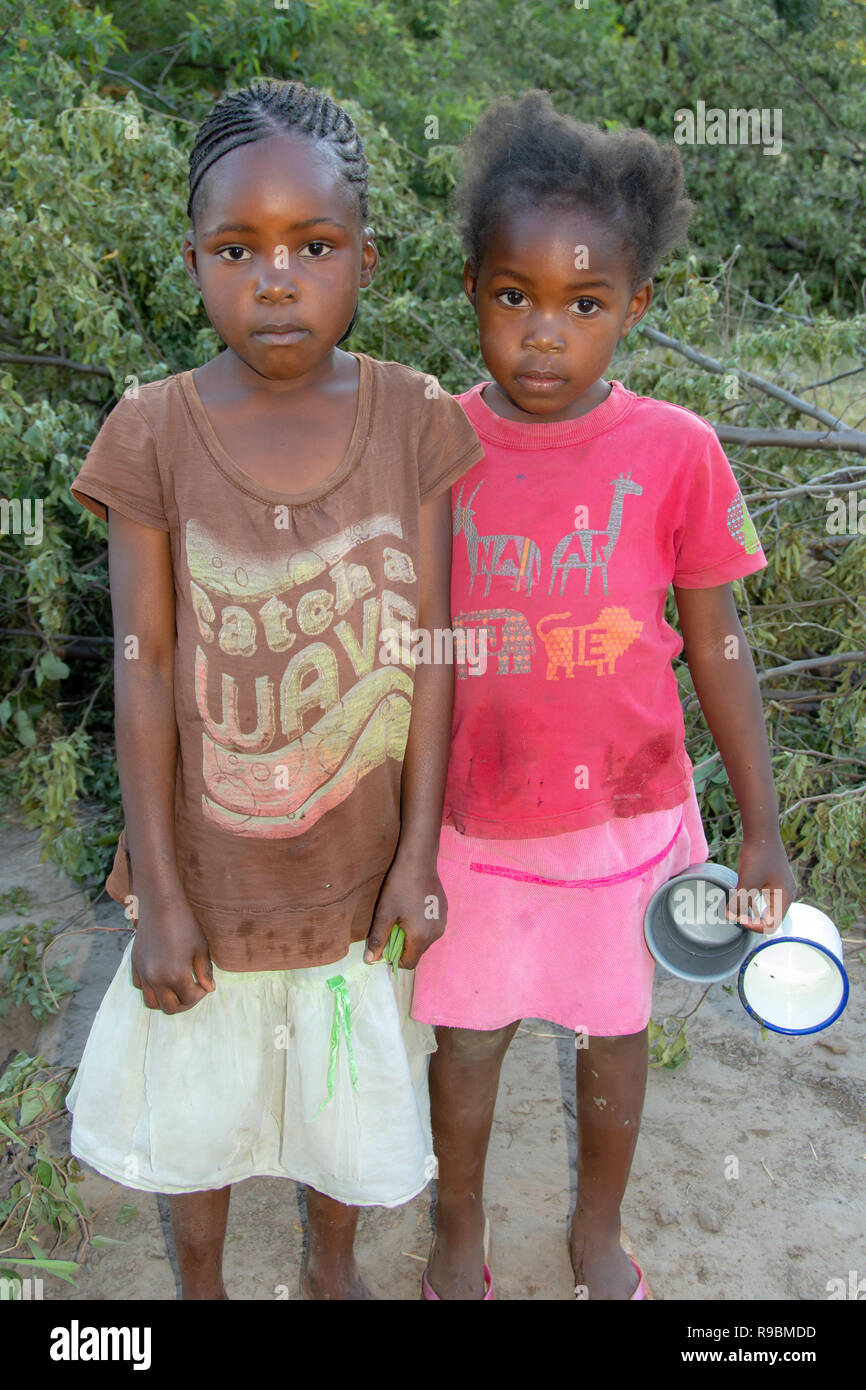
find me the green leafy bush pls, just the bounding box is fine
[0,0,862,934]
[0,1053,97,1291]
[0,923,78,1021]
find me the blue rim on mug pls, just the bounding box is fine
[737,937,850,1036]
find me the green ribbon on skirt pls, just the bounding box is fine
[313,974,360,1119]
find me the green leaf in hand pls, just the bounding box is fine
[382,923,405,980]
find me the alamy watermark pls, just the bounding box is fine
[671,882,778,926]
[826,1270,866,1299]
[49,1321,151,1368]
[0,1275,43,1300]
[674,102,783,156]
[379,622,488,676]
[825,491,865,535]
[0,497,43,546]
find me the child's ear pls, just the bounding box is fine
[462,258,478,307]
[360,229,379,287]
[182,232,201,289]
[621,278,653,336]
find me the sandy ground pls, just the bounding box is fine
[2,817,864,1302]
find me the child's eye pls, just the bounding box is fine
[569,297,600,316]
[496,289,529,308]
[217,246,251,262]
[300,241,333,259]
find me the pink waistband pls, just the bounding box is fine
[467,808,685,888]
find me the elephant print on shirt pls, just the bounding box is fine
[453,609,535,678]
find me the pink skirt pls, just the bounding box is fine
[411,783,709,1036]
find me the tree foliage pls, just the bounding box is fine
[1,0,864,927]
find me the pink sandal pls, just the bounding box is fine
[628,1257,648,1300]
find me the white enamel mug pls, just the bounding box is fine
[738,901,849,1035]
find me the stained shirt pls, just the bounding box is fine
[442,379,767,839]
[71,354,484,969]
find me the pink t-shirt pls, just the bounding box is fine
[442,379,767,839]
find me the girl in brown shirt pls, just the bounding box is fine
[66,78,483,1300]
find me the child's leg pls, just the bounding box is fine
[426,1021,521,1299]
[300,1187,374,1300]
[169,1186,231,1300]
[570,1027,648,1299]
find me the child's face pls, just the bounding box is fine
[183,133,378,381]
[464,204,652,422]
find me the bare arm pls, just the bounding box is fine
[366,489,454,966]
[109,510,182,895]
[109,509,214,1009]
[674,582,796,930]
[393,487,455,865]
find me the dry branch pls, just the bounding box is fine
[639,325,849,429]
[716,426,866,456]
[683,652,865,712]
[640,324,866,454]
[0,351,113,378]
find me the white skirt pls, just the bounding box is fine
[66,938,437,1207]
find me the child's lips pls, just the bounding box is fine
[253,324,309,344]
[517,371,565,391]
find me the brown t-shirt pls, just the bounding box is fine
[71,353,484,970]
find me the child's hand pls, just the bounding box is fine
[726,833,797,934]
[131,892,216,1013]
[365,857,447,969]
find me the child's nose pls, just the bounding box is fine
[523,315,566,351]
[256,255,300,300]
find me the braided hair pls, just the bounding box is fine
[187,78,370,228]
[453,90,693,290]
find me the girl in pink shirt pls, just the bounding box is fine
[412,90,796,1300]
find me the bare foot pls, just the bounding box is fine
[423,1208,488,1300]
[570,1222,639,1300]
[299,1255,375,1300]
